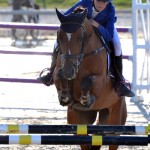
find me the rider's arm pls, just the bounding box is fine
[96,4,116,41]
[64,0,88,15]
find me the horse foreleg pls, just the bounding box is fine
[59,79,72,106]
[55,69,73,106]
[80,76,95,106]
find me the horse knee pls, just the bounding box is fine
[79,76,96,107]
[81,76,93,90]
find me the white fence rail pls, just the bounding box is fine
[132,0,150,101]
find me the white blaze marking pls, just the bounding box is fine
[67,33,72,54]
[67,33,72,41]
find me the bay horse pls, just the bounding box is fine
[53,8,127,150]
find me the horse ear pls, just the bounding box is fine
[55,8,65,23]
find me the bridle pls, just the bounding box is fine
[57,21,105,76]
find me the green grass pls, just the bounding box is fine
[0,0,134,9]
[35,0,132,9]
[0,0,7,7]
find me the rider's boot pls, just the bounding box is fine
[38,46,59,86]
[114,55,135,97]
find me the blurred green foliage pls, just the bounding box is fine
[0,0,140,9]
[35,0,132,9]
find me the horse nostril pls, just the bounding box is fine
[61,60,78,80]
[62,68,76,80]
[72,69,75,75]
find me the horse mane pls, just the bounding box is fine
[72,7,95,37]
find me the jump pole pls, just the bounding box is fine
[0,135,148,146]
[0,22,131,33]
[0,125,149,135]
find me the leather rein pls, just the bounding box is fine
[58,23,105,70]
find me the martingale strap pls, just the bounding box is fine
[93,27,111,54]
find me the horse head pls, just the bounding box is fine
[56,8,92,80]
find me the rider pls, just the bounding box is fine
[38,0,135,97]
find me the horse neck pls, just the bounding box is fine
[86,28,105,54]
[84,24,108,74]
[83,19,105,53]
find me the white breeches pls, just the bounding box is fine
[112,27,122,56]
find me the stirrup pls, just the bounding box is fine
[38,68,54,86]
[39,68,50,78]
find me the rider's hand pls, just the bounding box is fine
[90,19,100,28]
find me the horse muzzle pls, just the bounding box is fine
[62,68,76,80]
[61,60,78,80]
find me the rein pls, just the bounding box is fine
[59,24,104,59]
[58,24,88,60]
[84,47,105,57]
